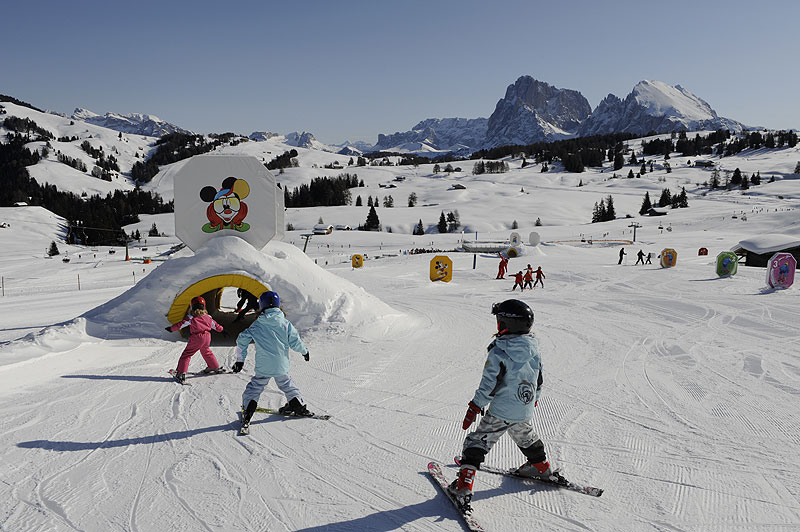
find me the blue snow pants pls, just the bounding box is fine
[242,374,302,408]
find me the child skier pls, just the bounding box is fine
[533,266,545,288]
[511,271,524,291]
[523,266,533,290]
[165,296,225,384]
[448,299,554,509]
[232,290,312,432]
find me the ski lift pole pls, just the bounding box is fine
[628,222,642,242]
[77,274,81,291]
[302,234,313,253]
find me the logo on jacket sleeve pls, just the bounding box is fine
[517,380,534,404]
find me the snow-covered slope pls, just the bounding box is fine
[1,127,800,531]
[579,80,746,136]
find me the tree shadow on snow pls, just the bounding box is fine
[61,374,172,383]
[17,417,283,451]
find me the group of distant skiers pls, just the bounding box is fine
[497,256,545,291]
[618,247,653,265]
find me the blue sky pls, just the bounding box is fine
[2,0,798,144]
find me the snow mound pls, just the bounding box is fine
[82,237,400,339]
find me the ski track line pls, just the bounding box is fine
[34,402,141,531]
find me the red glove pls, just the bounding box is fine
[462,401,483,430]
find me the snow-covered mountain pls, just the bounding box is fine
[248,131,279,141]
[283,131,334,152]
[373,117,488,154]
[484,76,592,148]
[71,108,192,137]
[578,80,746,136]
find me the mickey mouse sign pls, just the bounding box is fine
[199,176,251,233]
[173,155,282,251]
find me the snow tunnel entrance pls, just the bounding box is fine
[167,274,269,346]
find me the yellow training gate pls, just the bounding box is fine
[167,273,269,324]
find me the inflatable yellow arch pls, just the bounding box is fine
[166,274,269,324]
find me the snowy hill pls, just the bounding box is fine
[579,80,746,136]
[72,107,192,137]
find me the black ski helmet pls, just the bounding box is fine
[492,299,534,334]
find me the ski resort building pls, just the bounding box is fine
[732,234,800,267]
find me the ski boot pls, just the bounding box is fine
[240,400,258,435]
[173,372,186,384]
[278,397,312,417]
[515,460,553,479]
[447,464,476,512]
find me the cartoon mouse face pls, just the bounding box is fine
[200,176,251,233]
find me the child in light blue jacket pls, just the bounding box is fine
[448,299,554,509]
[232,290,311,430]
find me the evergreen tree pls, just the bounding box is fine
[367,196,373,207]
[408,192,417,207]
[627,169,635,179]
[511,220,519,229]
[676,187,689,208]
[640,161,647,175]
[535,217,542,226]
[437,212,448,233]
[433,164,440,174]
[355,195,363,206]
[613,152,624,170]
[709,168,721,189]
[605,195,616,220]
[148,223,160,237]
[364,205,381,231]
[751,172,761,186]
[658,188,672,207]
[413,219,425,235]
[629,151,638,165]
[47,241,60,256]
[639,192,652,215]
[731,168,743,185]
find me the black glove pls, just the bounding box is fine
[303,351,310,362]
[164,326,172,332]
[232,361,244,373]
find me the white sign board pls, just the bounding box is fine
[174,155,278,251]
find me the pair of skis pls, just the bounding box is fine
[428,458,603,532]
[239,407,331,435]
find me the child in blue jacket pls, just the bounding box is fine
[232,290,311,431]
[448,299,554,509]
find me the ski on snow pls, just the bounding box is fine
[168,367,229,384]
[254,406,331,420]
[428,461,486,532]
[454,456,603,497]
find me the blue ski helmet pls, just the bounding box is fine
[259,291,280,310]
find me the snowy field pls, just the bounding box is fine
[1,130,800,531]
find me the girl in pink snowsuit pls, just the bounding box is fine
[166,296,224,379]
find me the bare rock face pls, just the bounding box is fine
[484,76,592,148]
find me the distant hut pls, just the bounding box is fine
[731,234,800,267]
